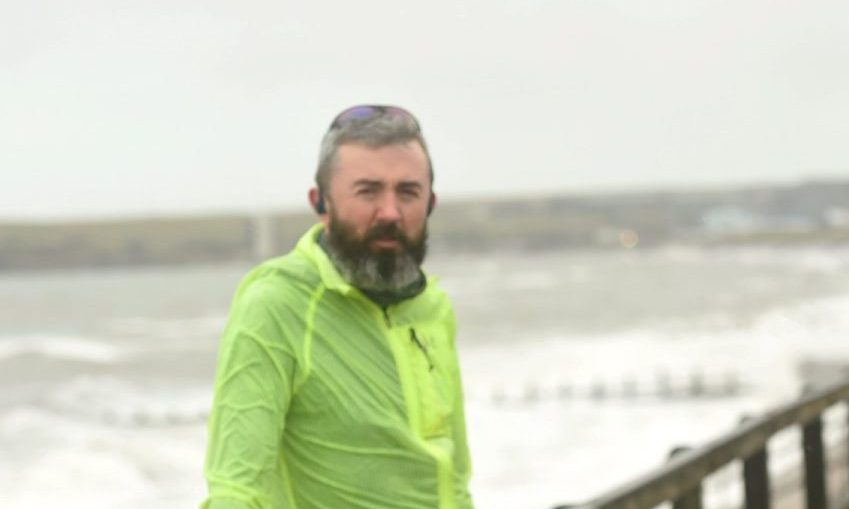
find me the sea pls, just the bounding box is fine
[3,244,849,509]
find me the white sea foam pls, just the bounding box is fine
[0,335,125,363]
[704,245,849,269]
[43,375,212,427]
[105,312,227,340]
[461,291,849,402]
[0,407,207,509]
[503,269,559,290]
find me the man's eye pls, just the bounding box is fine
[356,188,377,196]
[400,189,420,199]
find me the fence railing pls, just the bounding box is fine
[553,377,849,509]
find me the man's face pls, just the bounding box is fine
[318,141,433,290]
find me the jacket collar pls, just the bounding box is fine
[296,223,357,295]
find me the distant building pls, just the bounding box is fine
[825,207,849,228]
[701,205,816,236]
[701,206,764,235]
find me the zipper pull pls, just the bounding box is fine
[382,308,391,328]
[410,329,434,371]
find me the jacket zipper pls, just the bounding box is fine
[383,307,433,371]
[410,328,434,371]
[383,307,452,508]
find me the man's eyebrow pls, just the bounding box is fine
[351,179,424,189]
[352,179,383,187]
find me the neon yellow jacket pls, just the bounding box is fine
[202,224,474,509]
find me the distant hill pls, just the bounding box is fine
[2,179,849,271]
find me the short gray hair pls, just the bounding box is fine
[315,109,434,194]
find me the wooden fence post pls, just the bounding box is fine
[743,447,770,509]
[670,446,702,509]
[802,415,827,509]
[740,415,771,509]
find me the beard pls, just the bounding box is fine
[324,212,427,293]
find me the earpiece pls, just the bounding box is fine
[314,194,327,215]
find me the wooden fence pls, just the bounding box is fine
[553,378,849,509]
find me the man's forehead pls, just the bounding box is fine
[332,142,430,182]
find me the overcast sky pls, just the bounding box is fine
[3,1,848,220]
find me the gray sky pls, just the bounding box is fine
[3,1,848,220]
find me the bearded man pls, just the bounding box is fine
[201,105,475,509]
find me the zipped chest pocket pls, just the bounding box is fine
[407,327,454,439]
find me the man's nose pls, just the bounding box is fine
[375,193,402,222]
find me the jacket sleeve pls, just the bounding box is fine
[201,279,300,509]
[448,311,475,509]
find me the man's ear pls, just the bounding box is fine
[427,192,437,216]
[308,187,327,216]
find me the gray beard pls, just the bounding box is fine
[326,245,422,292]
[323,216,427,293]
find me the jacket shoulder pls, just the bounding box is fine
[237,250,321,298]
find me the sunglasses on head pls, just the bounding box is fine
[328,104,421,131]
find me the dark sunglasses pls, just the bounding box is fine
[328,104,421,131]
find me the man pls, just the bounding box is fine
[202,105,475,509]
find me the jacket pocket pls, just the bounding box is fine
[410,327,454,439]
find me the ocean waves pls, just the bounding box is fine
[0,335,125,363]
